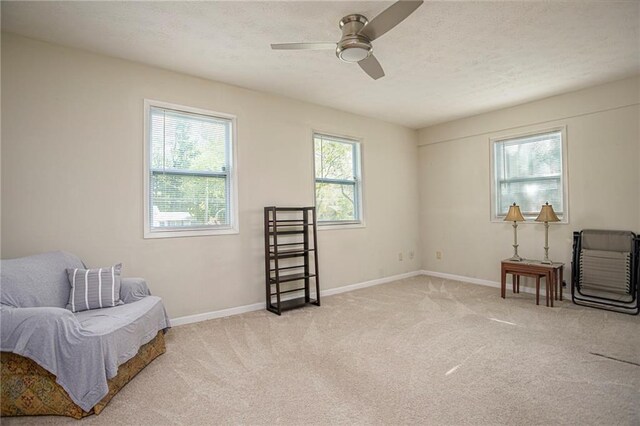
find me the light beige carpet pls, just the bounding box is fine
[4,276,639,425]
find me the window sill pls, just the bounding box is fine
[144,227,239,239]
[317,222,365,231]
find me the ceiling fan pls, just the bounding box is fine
[271,1,424,80]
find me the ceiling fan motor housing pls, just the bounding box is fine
[336,14,372,63]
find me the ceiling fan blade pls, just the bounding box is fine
[358,54,385,80]
[359,1,424,41]
[271,42,337,50]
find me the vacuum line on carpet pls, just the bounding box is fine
[445,365,461,375]
[488,318,517,326]
[445,345,487,376]
[589,352,640,367]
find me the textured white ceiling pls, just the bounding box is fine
[2,1,639,128]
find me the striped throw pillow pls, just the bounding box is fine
[66,264,123,312]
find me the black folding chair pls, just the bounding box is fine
[572,229,639,315]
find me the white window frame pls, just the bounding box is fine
[490,126,568,223]
[312,131,364,229]
[143,99,239,238]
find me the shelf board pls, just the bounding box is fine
[269,221,313,227]
[271,287,306,295]
[268,297,319,312]
[267,207,314,212]
[268,230,305,235]
[270,272,316,283]
[269,248,314,259]
[270,265,304,272]
[270,242,304,248]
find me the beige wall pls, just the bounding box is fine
[418,76,640,283]
[1,34,421,318]
[3,33,638,317]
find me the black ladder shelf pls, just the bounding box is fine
[264,206,321,315]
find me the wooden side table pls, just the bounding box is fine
[501,259,564,307]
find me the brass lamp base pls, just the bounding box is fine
[510,239,523,261]
[510,223,523,262]
[541,241,552,264]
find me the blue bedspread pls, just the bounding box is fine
[1,294,169,411]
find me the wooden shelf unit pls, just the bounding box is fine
[264,206,321,315]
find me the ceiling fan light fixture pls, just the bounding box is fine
[336,34,372,63]
[270,1,424,79]
[338,46,371,63]
[336,14,372,63]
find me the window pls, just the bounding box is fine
[144,100,237,238]
[313,133,363,225]
[491,128,567,221]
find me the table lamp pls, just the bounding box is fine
[504,202,525,261]
[535,202,560,264]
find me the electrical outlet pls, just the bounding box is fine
[398,252,403,261]
[436,251,442,260]
[409,251,415,260]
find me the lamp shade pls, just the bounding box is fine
[535,202,560,223]
[504,203,525,222]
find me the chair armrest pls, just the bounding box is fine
[120,278,151,304]
[1,305,81,343]
[1,305,78,323]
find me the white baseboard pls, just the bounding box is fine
[321,270,423,297]
[170,301,265,327]
[171,270,422,327]
[421,269,556,297]
[421,270,500,288]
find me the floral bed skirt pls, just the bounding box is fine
[1,331,166,419]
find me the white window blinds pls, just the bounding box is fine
[493,129,565,218]
[148,105,233,231]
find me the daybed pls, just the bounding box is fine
[0,251,170,418]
